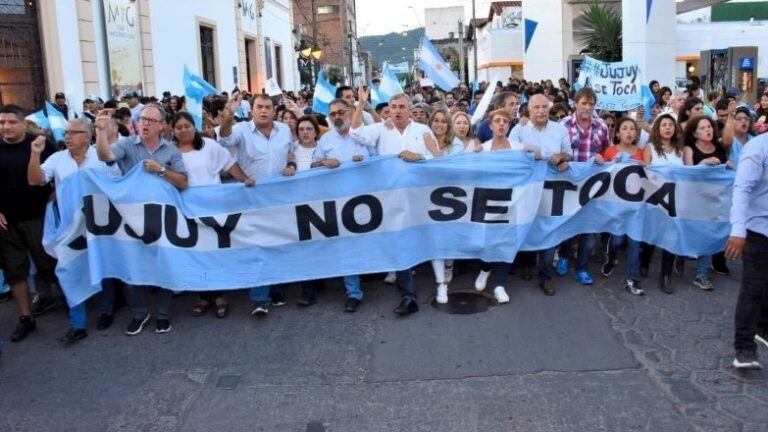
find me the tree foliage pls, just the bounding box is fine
[578,2,622,62]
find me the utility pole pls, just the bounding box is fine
[348,19,355,85]
[311,0,318,84]
[458,20,465,85]
[472,0,478,83]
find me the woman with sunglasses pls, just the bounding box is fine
[172,112,254,318]
[601,113,617,143]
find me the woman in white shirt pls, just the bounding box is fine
[473,110,540,305]
[451,111,478,153]
[291,116,321,172]
[172,112,254,318]
[640,113,685,294]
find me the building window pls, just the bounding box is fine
[317,5,339,14]
[199,25,216,86]
[264,37,273,79]
[274,44,283,88]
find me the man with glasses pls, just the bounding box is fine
[307,98,375,312]
[0,104,59,343]
[95,105,188,336]
[28,119,121,345]
[219,93,294,318]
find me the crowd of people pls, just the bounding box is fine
[1,74,767,369]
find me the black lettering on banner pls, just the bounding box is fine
[579,172,611,206]
[124,204,163,244]
[341,195,383,234]
[296,201,339,241]
[613,165,647,202]
[200,214,242,248]
[83,195,122,235]
[543,181,578,217]
[471,188,512,224]
[164,205,198,248]
[428,187,468,221]
[647,183,677,217]
[67,236,87,251]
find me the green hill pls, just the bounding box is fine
[360,28,424,74]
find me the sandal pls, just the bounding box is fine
[190,299,211,317]
[214,296,229,318]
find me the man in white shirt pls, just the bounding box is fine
[27,119,121,345]
[510,93,572,297]
[350,88,431,315]
[218,93,295,317]
[337,86,376,125]
[308,98,375,312]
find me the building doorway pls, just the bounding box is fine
[0,0,47,109]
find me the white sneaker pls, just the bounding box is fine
[494,286,510,304]
[384,272,397,284]
[444,265,454,284]
[436,283,448,304]
[475,270,491,291]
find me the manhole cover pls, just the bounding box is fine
[432,291,496,314]
[216,374,241,390]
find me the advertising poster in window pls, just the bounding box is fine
[102,0,143,97]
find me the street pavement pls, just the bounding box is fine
[0,256,766,432]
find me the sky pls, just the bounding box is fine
[357,0,492,36]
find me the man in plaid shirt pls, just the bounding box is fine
[556,87,609,285]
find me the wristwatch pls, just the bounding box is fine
[158,166,167,177]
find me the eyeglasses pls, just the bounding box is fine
[297,127,316,132]
[555,114,567,120]
[138,116,162,124]
[328,110,348,118]
[63,130,88,137]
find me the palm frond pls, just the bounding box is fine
[578,1,623,62]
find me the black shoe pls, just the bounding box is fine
[60,328,87,345]
[155,319,171,334]
[344,297,361,313]
[0,290,11,303]
[659,274,674,294]
[31,294,57,316]
[625,279,644,296]
[270,292,287,307]
[733,350,762,369]
[711,261,730,276]
[10,316,36,342]
[125,314,150,336]
[297,292,317,307]
[394,298,418,316]
[601,259,616,277]
[96,313,114,331]
[639,266,649,278]
[520,265,533,281]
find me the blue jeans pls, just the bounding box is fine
[343,275,363,300]
[126,285,172,320]
[249,286,271,304]
[696,256,710,278]
[537,247,557,281]
[560,234,596,273]
[607,235,640,281]
[396,268,417,300]
[68,279,118,329]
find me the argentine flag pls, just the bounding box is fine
[25,109,50,130]
[183,65,218,130]
[372,63,405,106]
[44,101,67,142]
[418,36,460,91]
[312,69,336,115]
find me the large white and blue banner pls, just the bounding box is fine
[44,153,733,306]
[577,56,643,111]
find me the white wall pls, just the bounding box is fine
[54,0,85,112]
[425,7,465,40]
[676,21,768,78]
[261,0,298,91]
[148,1,239,95]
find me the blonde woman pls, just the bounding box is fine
[452,111,479,152]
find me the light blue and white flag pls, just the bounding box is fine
[471,73,499,124]
[370,85,385,107]
[311,69,336,115]
[577,56,643,111]
[45,153,733,307]
[388,61,410,74]
[183,65,219,130]
[25,109,49,130]
[44,101,68,142]
[372,63,405,106]
[418,36,460,91]
[641,84,655,121]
